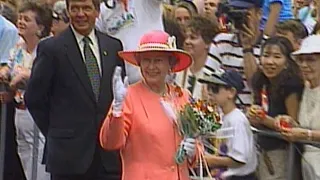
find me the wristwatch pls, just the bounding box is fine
[243,48,253,54]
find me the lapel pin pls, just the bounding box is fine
[103,51,108,56]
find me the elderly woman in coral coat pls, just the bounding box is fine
[100,30,197,180]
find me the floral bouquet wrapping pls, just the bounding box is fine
[175,98,222,165]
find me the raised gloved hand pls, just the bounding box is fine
[181,138,196,158]
[112,66,128,117]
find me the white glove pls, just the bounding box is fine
[112,66,129,117]
[181,138,196,158]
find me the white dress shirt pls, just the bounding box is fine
[71,26,102,75]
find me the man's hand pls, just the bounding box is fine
[239,13,256,49]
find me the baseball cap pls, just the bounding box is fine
[198,69,245,93]
[229,0,264,9]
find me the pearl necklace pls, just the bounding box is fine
[143,81,169,97]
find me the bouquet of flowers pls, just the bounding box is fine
[175,98,222,164]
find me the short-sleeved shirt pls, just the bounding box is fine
[298,6,317,34]
[220,108,257,177]
[260,0,294,30]
[0,15,19,64]
[209,33,262,107]
[254,77,304,150]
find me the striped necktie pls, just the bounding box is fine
[83,36,100,101]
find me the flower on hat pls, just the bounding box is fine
[118,30,193,72]
[167,36,177,49]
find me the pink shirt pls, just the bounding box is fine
[100,81,192,180]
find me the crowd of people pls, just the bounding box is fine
[0,0,320,180]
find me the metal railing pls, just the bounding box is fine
[190,127,320,180]
[251,127,320,180]
[0,83,8,180]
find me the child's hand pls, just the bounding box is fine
[204,154,219,167]
[247,105,263,118]
[247,105,265,126]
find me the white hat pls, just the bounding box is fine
[292,35,320,55]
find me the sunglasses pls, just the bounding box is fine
[208,84,231,94]
[52,12,69,23]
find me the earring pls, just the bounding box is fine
[36,30,42,37]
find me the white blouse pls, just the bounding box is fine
[298,85,320,179]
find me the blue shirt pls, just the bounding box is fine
[298,6,316,34]
[0,15,19,65]
[260,0,294,30]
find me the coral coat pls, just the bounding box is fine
[100,81,192,180]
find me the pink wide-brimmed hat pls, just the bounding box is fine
[118,30,193,72]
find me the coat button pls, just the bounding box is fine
[170,166,175,171]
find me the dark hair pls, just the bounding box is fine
[163,16,185,49]
[252,36,303,104]
[186,15,220,44]
[66,0,100,11]
[19,2,52,38]
[0,2,17,24]
[312,21,320,35]
[175,1,198,15]
[275,19,308,40]
[0,0,19,9]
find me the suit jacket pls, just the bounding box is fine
[25,27,125,175]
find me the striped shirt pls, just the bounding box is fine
[209,33,262,106]
[175,54,220,100]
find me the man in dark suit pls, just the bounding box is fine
[24,0,124,179]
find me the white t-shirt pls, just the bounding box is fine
[96,0,165,83]
[220,108,257,178]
